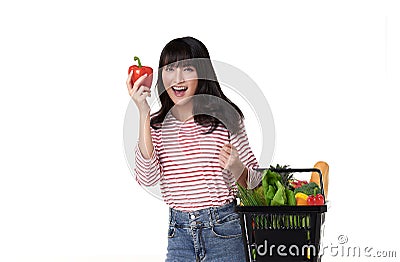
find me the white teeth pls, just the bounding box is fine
[172,86,188,91]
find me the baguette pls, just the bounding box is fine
[310,161,329,199]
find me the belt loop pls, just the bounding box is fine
[212,206,219,223]
[169,208,176,226]
[207,208,213,226]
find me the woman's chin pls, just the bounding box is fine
[173,96,193,106]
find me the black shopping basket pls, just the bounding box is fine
[235,168,327,262]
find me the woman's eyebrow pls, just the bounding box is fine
[181,62,193,67]
[164,60,194,68]
[164,63,176,68]
[170,62,181,68]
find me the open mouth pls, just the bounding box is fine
[171,86,188,97]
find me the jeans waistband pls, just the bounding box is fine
[169,201,237,228]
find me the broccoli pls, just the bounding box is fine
[294,182,321,195]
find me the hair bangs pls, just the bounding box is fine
[160,42,193,68]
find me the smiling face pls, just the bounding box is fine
[162,63,198,105]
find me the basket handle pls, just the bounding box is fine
[254,168,326,203]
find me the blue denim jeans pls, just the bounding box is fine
[166,201,246,262]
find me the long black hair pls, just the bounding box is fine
[150,36,244,134]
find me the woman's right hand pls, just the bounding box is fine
[126,70,151,114]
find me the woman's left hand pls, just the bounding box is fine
[218,144,246,179]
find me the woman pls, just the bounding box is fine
[127,36,261,261]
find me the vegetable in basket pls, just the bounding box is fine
[294,182,321,196]
[271,180,286,206]
[254,186,267,206]
[307,188,324,205]
[286,189,296,206]
[238,168,297,206]
[295,192,309,206]
[265,185,276,205]
[290,179,308,189]
[261,169,282,205]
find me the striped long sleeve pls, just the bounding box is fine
[134,126,163,187]
[134,113,261,211]
[230,121,261,189]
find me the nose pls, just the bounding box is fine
[174,68,184,84]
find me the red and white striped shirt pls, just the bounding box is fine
[134,113,261,211]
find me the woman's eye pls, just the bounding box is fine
[165,67,174,72]
[184,67,194,72]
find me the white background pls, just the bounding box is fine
[1,0,399,261]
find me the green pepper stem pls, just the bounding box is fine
[134,56,142,68]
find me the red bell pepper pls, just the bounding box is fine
[128,56,153,87]
[307,188,324,205]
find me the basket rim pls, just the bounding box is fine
[235,204,327,213]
